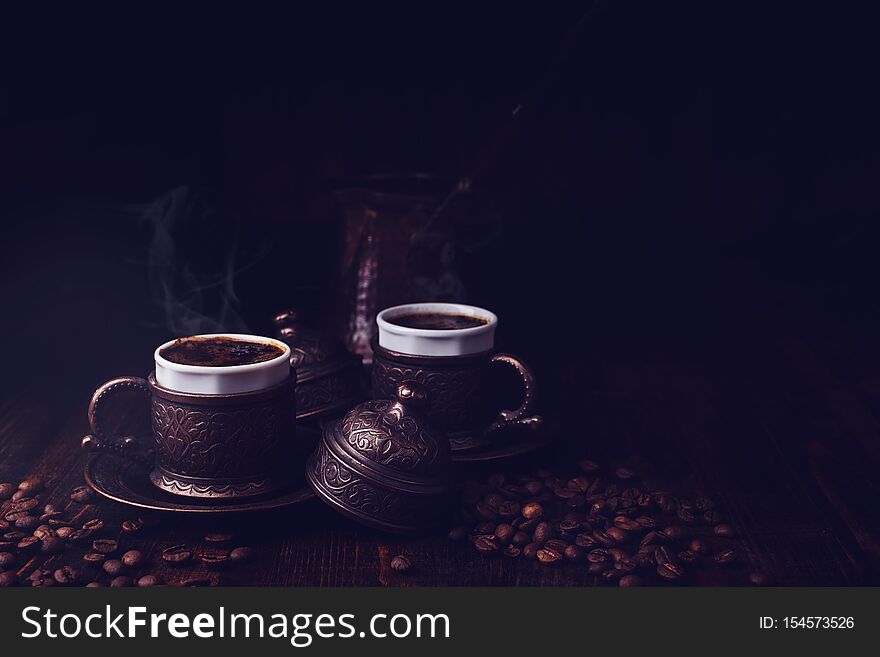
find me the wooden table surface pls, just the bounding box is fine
[2,303,879,587]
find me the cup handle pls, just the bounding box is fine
[87,376,151,440]
[485,353,543,436]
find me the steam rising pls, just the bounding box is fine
[138,186,263,336]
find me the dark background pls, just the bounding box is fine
[1,2,877,403]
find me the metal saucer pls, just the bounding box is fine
[450,410,559,462]
[84,429,318,514]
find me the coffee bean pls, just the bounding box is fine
[18,477,44,494]
[204,533,234,543]
[55,526,76,540]
[654,546,678,568]
[678,550,699,564]
[637,494,655,509]
[137,575,162,587]
[578,460,601,473]
[593,530,616,547]
[39,536,64,554]
[82,519,104,532]
[0,519,8,531]
[92,539,118,555]
[536,547,563,565]
[564,545,584,562]
[713,523,735,538]
[85,581,102,588]
[83,552,105,564]
[122,550,144,568]
[0,552,15,568]
[714,549,736,565]
[162,545,193,564]
[614,517,641,532]
[524,480,544,496]
[657,562,684,580]
[516,517,539,532]
[30,574,55,587]
[33,525,55,540]
[473,535,500,554]
[17,536,40,552]
[545,539,569,553]
[615,557,637,573]
[200,551,230,568]
[567,477,591,493]
[619,574,642,587]
[11,490,32,503]
[587,548,610,563]
[53,566,80,585]
[532,521,554,545]
[13,496,39,512]
[69,486,93,503]
[521,502,544,520]
[606,527,629,543]
[4,510,28,523]
[0,483,16,499]
[661,525,689,541]
[103,559,124,576]
[522,543,539,559]
[121,520,143,534]
[689,538,709,554]
[615,467,635,480]
[503,545,521,558]
[66,529,91,543]
[229,546,256,563]
[512,531,530,547]
[390,555,412,572]
[558,519,581,535]
[575,533,598,549]
[110,576,132,588]
[0,570,18,587]
[635,516,657,529]
[448,526,468,541]
[15,515,39,531]
[47,519,73,529]
[494,523,514,544]
[179,577,215,587]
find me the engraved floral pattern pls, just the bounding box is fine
[371,357,484,435]
[308,447,417,525]
[340,399,441,474]
[151,397,291,478]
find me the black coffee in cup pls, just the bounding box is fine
[159,336,284,367]
[388,312,488,330]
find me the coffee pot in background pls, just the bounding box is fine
[323,173,474,363]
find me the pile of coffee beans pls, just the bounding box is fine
[449,461,759,585]
[0,476,257,587]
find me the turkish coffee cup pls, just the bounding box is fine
[86,333,297,499]
[372,303,541,451]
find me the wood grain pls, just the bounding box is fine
[1,320,877,586]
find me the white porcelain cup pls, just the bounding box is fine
[154,333,292,394]
[376,303,497,356]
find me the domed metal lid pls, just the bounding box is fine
[327,382,449,486]
[306,382,451,533]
